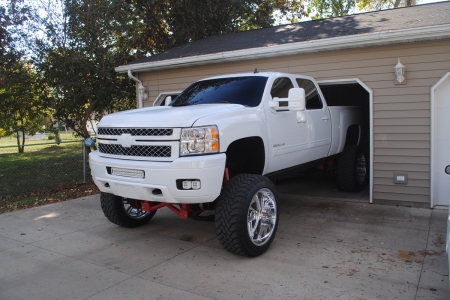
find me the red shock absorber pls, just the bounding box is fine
[223,167,230,186]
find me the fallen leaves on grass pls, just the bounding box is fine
[0,181,99,214]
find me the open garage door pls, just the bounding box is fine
[317,79,373,203]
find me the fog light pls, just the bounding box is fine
[192,181,201,190]
[182,181,192,189]
[180,180,201,190]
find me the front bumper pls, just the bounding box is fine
[89,151,226,203]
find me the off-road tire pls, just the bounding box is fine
[100,192,156,228]
[215,174,279,257]
[337,145,368,192]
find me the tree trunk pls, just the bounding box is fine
[21,130,25,152]
[81,99,97,139]
[16,130,24,153]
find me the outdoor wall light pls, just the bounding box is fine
[394,59,406,85]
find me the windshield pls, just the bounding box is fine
[170,76,268,107]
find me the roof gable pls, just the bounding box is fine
[118,2,450,71]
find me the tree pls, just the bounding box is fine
[35,0,136,139]
[120,0,305,57]
[33,0,304,139]
[356,0,416,11]
[308,0,417,19]
[0,60,50,152]
[308,0,356,19]
[0,1,50,152]
[165,0,306,47]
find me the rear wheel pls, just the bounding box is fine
[100,192,156,228]
[215,174,279,257]
[337,145,368,192]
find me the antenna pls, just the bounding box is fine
[254,68,259,74]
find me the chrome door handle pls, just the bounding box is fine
[321,116,329,121]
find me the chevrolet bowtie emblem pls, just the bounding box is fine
[117,133,133,148]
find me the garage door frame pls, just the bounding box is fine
[317,78,373,203]
[430,72,450,208]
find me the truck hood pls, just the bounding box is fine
[98,104,244,128]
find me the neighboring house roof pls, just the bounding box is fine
[116,2,450,73]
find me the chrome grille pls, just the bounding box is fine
[98,144,171,158]
[98,128,173,136]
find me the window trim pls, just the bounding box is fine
[153,91,182,107]
[295,77,324,110]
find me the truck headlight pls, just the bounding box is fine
[180,126,219,156]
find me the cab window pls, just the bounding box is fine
[270,77,294,99]
[296,78,323,109]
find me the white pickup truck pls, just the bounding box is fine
[89,72,367,256]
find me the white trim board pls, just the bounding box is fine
[430,72,450,208]
[317,78,374,204]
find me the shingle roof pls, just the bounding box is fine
[125,2,450,66]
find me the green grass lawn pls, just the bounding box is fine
[0,132,80,147]
[0,141,90,198]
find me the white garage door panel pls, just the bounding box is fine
[435,139,450,165]
[433,74,450,206]
[434,140,450,206]
[435,108,450,141]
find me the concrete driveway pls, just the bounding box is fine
[0,176,448,300]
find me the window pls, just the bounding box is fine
[159,95,179,106]
[170,76,268,107]
[153,92,181,106]
[270,77,294,99]
[296,78,323,109]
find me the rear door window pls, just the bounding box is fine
[296,78,323,109]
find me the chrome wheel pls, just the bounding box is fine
[122,199,151,220]
[356,152,367,186]
[247,188,277,246]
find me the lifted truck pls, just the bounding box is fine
[89,72,368,257]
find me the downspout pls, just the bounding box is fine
[127,70,147,108]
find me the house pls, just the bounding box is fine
[115,2,450,207]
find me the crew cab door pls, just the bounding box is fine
[263,76,310,173]
[295,78,331,161]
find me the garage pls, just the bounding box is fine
[318,80,372,199]
[115,2,450,207]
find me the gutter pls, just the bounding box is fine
[127,70,147,108]
[115,24,450,73]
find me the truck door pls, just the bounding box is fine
[264,77,310,173]
[295,78,332,161]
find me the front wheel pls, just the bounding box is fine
[100,192,156,228]
[215,174,279,257]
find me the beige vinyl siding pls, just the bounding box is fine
[137,38,450,204]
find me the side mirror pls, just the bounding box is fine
[446,165,450,175]
[287,88,305,111]
[164,96,172,106]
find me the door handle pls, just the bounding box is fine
[297,111,306,123]
[321,116,329,121]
